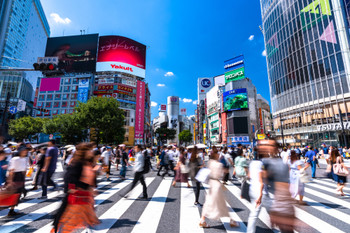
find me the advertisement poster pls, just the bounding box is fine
[96,36,146,78]
[135,80,145,140]
[40,78,61,92]
[259,108,264,134]
[160,104,166,111]
[224,55,244,72]
[223,88,249,111]
[180,108,187,115]
[225,67,245,83]
[45,34,98,73]
[78,78,89,103]
[98,78,114,84]
[221,112,227,144]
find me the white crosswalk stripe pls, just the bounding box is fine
[2,165,350,233]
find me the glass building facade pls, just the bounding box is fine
[261,0,350,146]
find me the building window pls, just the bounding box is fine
[70,101,76,107]
[64,78,71,84]
[64,86,70,92]
[71,93,77,99]
[54,102,60,108]
[61,109,66,114]
[53,110,58,115]
[37,102,43,107]
[55,94,61,100]
[45,102,52,108]
[72,85,78,91]
[73,78,79,84]
[62,101,67,107]
[39,95,45,101]
[47,94,53,101]
[63,94,69,100]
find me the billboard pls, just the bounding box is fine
[198,77,214,101]
[40,78,61,92]
[135,80,145,140]
[223,88,249,111]
[160,104,166,111]
[45,34,99,73]
[224,55,244,72]
[78,78,89,103]
[181,108,187,115]
[96,36,146,78]
[225,67,245,83]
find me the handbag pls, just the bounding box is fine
[195,168,211,183]
[299,169,310,183]
[333,163,349,177]
[180,164,190,174]
[26,167,33,177]
[241,179,251,202]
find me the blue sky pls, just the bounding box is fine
[41,0,269,119]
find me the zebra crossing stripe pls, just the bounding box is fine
[33,179,133,233]
[311,178,350,192]
[179,182,204,233]
[202,182,246,232]
[304,186,350,209]
[131,178,173,233]
[92,177,155,233]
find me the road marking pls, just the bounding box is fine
[304,186,350,209]
[179,182,204,233]
[92,177,154,233]
[311,178,350,192]
[131,178,172,233]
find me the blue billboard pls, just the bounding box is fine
[223,88,248,111]
[224,55,244,72]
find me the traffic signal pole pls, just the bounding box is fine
[1,92,10,127]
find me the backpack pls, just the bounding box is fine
[230,150,238,162]
[219,154,228,167]
[142,150,151,174]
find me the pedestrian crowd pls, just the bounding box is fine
[0,139,349,232]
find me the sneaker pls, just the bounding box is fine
[7,210,19,217]
[38,196,48,199]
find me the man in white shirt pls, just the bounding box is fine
[167,146,175,176]
[123,145,148,199]
[280,147,290,164]
[101,147,112,181]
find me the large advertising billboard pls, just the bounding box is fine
[135,80,145,140]
[40,78,61,92]
[223,88,249,111]
[96,36,146,78]
[225,67,245,83]
[224,55,245,83]
[45,34,99,73]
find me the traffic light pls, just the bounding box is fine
[33,63,57,71]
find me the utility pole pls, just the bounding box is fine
[1,92,10,127]
[339,109,348,148]
[279,113,285,147]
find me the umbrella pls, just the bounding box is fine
[186,145,195,149]
[32,142,48,148]
[196,144,207,149]
[119,144,126,147]
[7,141,18,146]
[64,145,74,149]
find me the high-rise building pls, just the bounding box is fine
[261,0,350,147]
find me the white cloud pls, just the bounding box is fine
[262,50,267,56]
[155,68,160,72]
[164,71,174,77]
[157,84,165,87]
[151,101,158,107]
[193,100,198,105]
[179,98,182,101]
[183,98,193,103]
[248,35,255,41]
[50,13,71,24]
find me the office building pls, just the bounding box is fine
[261,0,350,146]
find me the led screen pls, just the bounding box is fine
[223,88,248,111]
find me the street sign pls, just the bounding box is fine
[17,99,26,111]
[49,134,54,139]
[257,134,266,140]
[9,106,17,114]
[37,57,59,65]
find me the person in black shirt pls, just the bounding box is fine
[119,146,128,179]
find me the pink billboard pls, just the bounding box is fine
[39,78,61,92]
[135,80,145,139]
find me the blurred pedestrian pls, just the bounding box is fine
[199,146,239,228]
[220,147,233,185]
[329,149,348,196]
[157,146,169,177]
[30,147,47,191]
[101,146,112,181]
[52,143,99,233]
[119,145,129,180]
[233,149,248,183]
[38,139,58,199]
[289,151,307,205]
[172,147,191,187]
[305,146,317,178]
[0,150,9,187]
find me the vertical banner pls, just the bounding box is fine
[193,123,196,144]
[203,123,206,144]
[135,80,145,141]
[222,112,227,144]
[17,99,26,112]
[259,108,264,134]
[78,78,90,103]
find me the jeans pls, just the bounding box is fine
[42,170,56,197]
[128,171,147,197]
[120,164,127,178]
[247,190,271,233]
[161,165,169,178]
[195,181,200,203]
[310,160,316,178]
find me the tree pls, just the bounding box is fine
[43,114,87,145]
[75,97,126,145]
[155,128,176,144]
[8,116,44,141]
[179,130,193,146]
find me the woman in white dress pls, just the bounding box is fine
[289,151,308,205]
[199,146,239,228]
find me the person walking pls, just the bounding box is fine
[220,147,232,185]
[30,147,47,191]
[6,146,30,216]
[233,149,248,183]
[39,139,58,199]
[189,146,203,206]
[199,146,239,228]
[305,146,317,179]
[329,149,348,196]
[101,146,112,181]
[119,145,129,180]
[124,145,148,199]
[172,147,191,187]
[157,146,169,177]
[52,143,99,233]
[289,151,307,205]
[167,146,175,176]
[0,150,8,187]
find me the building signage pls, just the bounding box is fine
[96,36,146,78]
[135,80,145,139]
[225,67,245,83]
[259,108,264,134]
[181,108,187,115]
[37,57,58,65]
[117,84,134,93]
[17,99,26,112]
[201,78,212,88]
[98,78,115,84]
[121,78,137,87]
[170,97,178,102]
[317,122,350,131]
[160,104,166,111]
[98,84,114,91]
[224,55,244,72]
[231,136,249,143]
[257,134,266,140]
[78,78,89,103]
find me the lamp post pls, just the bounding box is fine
[279,113,285,147]
[338,109,348,148]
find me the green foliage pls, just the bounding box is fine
[155,128,176,142]
[9,116,45,140]
[178,130,193,145]
[43,114,87,144]
[75,97,126,145]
